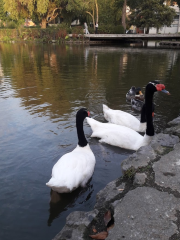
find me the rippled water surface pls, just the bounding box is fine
[0,43,180,240]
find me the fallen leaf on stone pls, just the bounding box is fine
[107,223,114,232]
[92,228,97,233]
[104,210,111,226]
[118,188,124,191]
[89,231,108,239]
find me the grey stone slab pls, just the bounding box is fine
[153,143,180,193]
[106,187,180,240]
[95,180,125,209]
[164,124,180,138]
[133,173,147,185]
[151,133,179,148]
[168,116,180,126]
[121,145,157,173]
[53,210,99,240]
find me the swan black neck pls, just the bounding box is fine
[145,83,156,136]
[76,108,88,147]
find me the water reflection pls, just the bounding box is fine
[48,183,94,226]
[0,43,180,240]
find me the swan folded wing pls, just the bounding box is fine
[46,146,95,192]
[104,107,140,131]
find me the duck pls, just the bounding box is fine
[87,82,169,151]
[126,86,144,101]
[46,108,96,193]
[131,97,144,112]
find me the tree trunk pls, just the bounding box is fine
[122,0,127,32]
[95,0,98,24]
[41,18,47,29]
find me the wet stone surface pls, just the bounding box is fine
[153,143,180,193]
[106,187,180,240]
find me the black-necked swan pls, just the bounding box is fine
[103,102,155,133]
[126,86,144,101]
[87,82,170,151]
[46,108,96,193]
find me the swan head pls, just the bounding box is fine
[76,108,90,122]
[76,108,90,147]
[148,81,170,94]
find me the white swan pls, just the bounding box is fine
[103,104,147,132]
[87,82,169,151]
[46,108,96,193]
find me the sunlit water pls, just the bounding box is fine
[0,43,180,240]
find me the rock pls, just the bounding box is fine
[106,187,180,240]
[168,116,180,126]
[53,210,99,240]
[153,143,180,193]
[94,180,125,209]
[151,133,179,148]
[133,173,147,185]
[121,145,157,174]
[164,125,180,138]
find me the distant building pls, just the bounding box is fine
[149,3,180,34]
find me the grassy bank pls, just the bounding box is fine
[0,24,124,43]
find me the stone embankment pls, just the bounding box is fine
[53,116,180,240]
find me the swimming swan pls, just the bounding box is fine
[103,104,147,132]
[87,82,169,151]
[103,82,169,132]
[46,108,96,193]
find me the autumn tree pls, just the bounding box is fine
[128,0,176,34]
[3,0,66,28]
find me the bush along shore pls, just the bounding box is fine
[0,24,124,44]
[53,116,180,240]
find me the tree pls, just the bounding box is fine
[0,0,7,22]
[3,0,66,28]
[66,0,98,29]
[128,0,176,34]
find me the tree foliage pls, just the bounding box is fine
[128,0,176,33]
[0,0,7,22]
[3,0,66,28]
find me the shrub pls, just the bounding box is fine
[71,26,84,35]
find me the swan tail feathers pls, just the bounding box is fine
[46,177,58,188]
[86,117,102,130]
[46,178,71,193]
[102,104,110,112]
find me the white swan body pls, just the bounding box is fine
[103,104,146,132]
[86,117,152,151]
[46,144,95,193]
[46,108,96,193]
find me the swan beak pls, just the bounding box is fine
[87,111,90,117]
[152,112,154,117]
[139,91,143,95]
[161,89,170,95]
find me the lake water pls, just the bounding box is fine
[0,42,180,240]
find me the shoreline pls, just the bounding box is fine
[53,116,180,240]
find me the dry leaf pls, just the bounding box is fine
[89,231,108,239]
[118,188,124,191]
[92,228,97,233]
[104,210,111,226]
